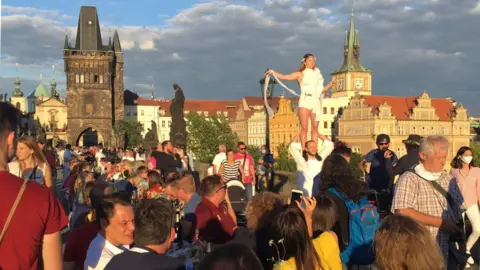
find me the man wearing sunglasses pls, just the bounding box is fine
[359,134,398,193]
[234,142,255,201]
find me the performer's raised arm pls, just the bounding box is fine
[265,69,302,81]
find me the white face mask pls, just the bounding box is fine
[261,150,266,154]
[461,156,473,164]
[414,164,443,181]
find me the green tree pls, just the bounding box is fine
[350,152,364,180]
[113,120,144,148]
[186,112,238,163]
[246,145,262,164]
[274,143,297,172]
[471,141,480,164]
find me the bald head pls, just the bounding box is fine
[219,144,226,153]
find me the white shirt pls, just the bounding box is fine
[122,156,135,162]
[212,152,227,174]
[289,140,334,197]
[84,233,129,270]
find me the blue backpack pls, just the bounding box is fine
[328,188,380,265]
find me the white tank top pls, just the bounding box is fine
[301,68,324,97]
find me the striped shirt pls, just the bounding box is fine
[221,160,241,180]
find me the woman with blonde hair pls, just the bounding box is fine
[8,136,52,187]
[374,215,445,270]
[265,53,335,149]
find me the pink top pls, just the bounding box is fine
[234,153,254,184]
[450,167,480,208]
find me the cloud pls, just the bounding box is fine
[1,0,479,115]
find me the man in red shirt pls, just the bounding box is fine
[0,102,67,270]
[234,141,256,201]
[195,175,237,244]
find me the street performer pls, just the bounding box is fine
[265,53,335,149]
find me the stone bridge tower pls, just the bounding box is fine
[63,6,124,146]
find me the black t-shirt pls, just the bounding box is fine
[151,151,182,178]
[386,151,420,178]
[105,246,185,270]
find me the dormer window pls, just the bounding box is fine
[204,111,209,117]
[160,110,165,116]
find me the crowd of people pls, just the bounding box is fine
[1,100,480,270]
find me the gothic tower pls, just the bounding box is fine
[63,6,124,146]
[10,64,26,113]
[331,8,372,98]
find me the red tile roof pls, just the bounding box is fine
[243,96,299,109]
[133,97,240,118]
[362,95,454,121]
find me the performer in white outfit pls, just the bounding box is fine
[288,134,334,197]
[265,53,335,149]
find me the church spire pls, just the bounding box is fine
[51,65,58,98]
[332,4,369,74]
[12,63,23,97]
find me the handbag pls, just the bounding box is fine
[0,178,29,244]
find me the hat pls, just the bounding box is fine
[376,134,391,144]
[402,134,423,146]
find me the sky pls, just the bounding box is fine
[1,0,480,115]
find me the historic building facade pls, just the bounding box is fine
[124,90,239,143]
[269,95,300,156]
[338,93,470,160]
[334,12,470,161]
[64,6,124,146]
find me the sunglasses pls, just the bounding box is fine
[239,147,247,150]
[378,143,389,146]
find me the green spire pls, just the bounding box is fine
[332,3,369,74]
[12,63,23,97]
[51,65,58,98]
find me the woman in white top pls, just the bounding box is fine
[265,53,335,149]
[8,135,52,187]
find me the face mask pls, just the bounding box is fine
[461,156,473,164]
[414,164,443,181]
[261,150,266,154]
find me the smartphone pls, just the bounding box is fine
[290,189,303,206]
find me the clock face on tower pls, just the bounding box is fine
[355,79,363,90]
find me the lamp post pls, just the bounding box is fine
[259,72,277,152]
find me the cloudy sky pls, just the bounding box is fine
[1,0,480,115]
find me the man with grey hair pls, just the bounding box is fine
[212,144,227,175]
[392,135,464,266]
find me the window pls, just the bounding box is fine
[141,110,144,116]
[331,107,335,114]
[324,121,328,129]
[15,102,20,109]
[161,121,165,128]
[75,74,79,83]
[80,74,85,83]
[85,94,94,115]
[323,107,327,114]
[94,75,99,83]
[168,121,172,127]
[99,74,103,84]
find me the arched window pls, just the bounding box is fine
[15,102,20,109]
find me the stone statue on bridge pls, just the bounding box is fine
[169,83,187,149]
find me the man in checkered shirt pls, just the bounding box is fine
[392,135,464,266]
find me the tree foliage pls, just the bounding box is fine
[113,120,144,148]
[471,141,480,165]
[246,145,262,164]
[186,112,238,163]
[274,143,297,172]
[350,152,364,180]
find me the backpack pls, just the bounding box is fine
[147,156,157,170]
[328,188,380,265]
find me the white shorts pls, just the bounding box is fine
[298,95,321,122]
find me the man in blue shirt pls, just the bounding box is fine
[359,134,398,192]
[167,174,202,241]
